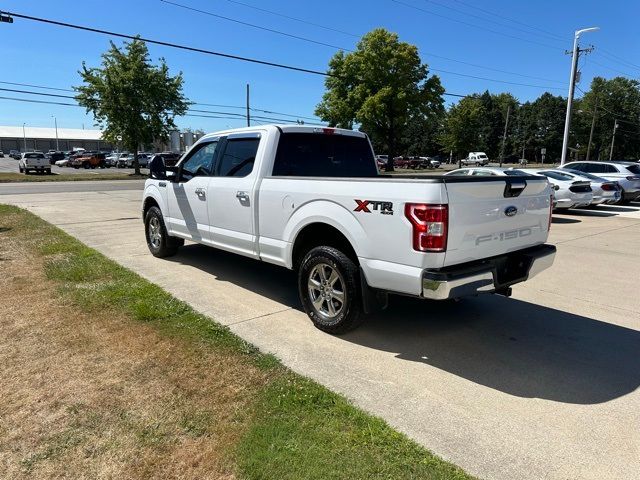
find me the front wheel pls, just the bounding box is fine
[144,206,183,258]
[298,246,364,334]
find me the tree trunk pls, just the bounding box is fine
[384,127,396,172]
[133,147,140,176]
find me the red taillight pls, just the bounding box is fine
[405,203,448,252]
[601,183,616,191]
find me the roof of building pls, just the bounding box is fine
[0,125,103,141]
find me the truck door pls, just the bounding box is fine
[207,133,261,259]
[166,140,219,242]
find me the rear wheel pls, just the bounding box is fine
[298,246,364,334]
[144,206,183,258]
[46,169,51,175]
[84,162,90,169]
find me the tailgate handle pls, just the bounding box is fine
[504,180,527,198]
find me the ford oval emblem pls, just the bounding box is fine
[504,206,518,217]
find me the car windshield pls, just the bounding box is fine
[25,153,44,159]
[623,164,640,175]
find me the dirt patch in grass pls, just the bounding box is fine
[0,205,474,479]
[0,229,268,478]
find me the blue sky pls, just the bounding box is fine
[0,0,638,132]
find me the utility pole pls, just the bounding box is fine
[22,123,26,151]
[609,119,618,160]
[52,115,59,151]
[246,83,250,127]
[586,96,598,161]
[560,27,599,166]
[499,104,511,167]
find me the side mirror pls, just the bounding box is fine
[149,156,166,179]
[166,169,177,181]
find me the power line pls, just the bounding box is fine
[588,59,638,79]
[599,49,640,73]
[3,10,333,77]
[422,0,566,44]
[159,0,352,52]
[0,79,322,121]
[390,0,563,51]
[449,0,567,42]
[221,0,359,38]
[3,11,566,96]
[429,69,563,90]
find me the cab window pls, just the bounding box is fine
[180,141,218,180]
[217,137,260,177]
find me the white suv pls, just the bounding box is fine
[564,161,640,204]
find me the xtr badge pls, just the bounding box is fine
[354,199,394,215]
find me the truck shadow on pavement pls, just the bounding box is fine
[344,295,640,405]
[170,244,640,406]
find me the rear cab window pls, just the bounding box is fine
[623,164,640,175]
[272,132,377,177]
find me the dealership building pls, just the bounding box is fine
[0,125,114,153]
[0,125,202,154]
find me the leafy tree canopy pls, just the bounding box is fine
[75,38,189,173]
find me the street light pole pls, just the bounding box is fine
[52,116,59,151]
[560,27,599,166]
[22,123,26,151]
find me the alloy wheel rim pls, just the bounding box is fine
[307,263,346,318]
[148,217,162,248]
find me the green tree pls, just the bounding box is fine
[514,93,566,162]
[315,28,444,171]
[440,96,485,161]
[75,38,189,174]
[578,77,640,160]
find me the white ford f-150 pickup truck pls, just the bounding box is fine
[143,125,556,333]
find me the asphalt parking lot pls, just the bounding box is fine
[0,156,149,175]
[1,182,639,480]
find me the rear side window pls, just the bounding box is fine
[624,164,640,175]
[568,163,587,172]
[272,133,377,177]
[218,138,260,177]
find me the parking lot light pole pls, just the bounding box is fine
[560,27,599,166]
[52,115,59,151]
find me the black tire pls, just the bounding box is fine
[144,206,183,258]
[46,169,51,175]
[18,166,23,173]
[298,246,364,334]
[84,162,90,169]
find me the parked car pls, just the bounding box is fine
[557,168,621,205]
[124,153,151,168]
[149,152,181,168]
[445,167,532,176]
[142,124,556,334]
[46,151,65,164]
[419,157,441,169]
[19,152,50,174]
[9,150,21,160]
[55,158,71,167]
[116,154,134,168]
[392,156,411,168]
[563,161,640,204]
[375,155,388,169]
[0,150,4,158]
[71,152,107,169]
[523,169,592,209]
[462,152,490,166]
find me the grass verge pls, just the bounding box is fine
[0,204,474,480]
[0,172,147,183]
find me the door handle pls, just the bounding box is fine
[236,191,249,200]
[195,187,206,198]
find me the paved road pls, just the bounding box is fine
[0,157,148,175]
[2,187,639,480]
[0,180,145,195]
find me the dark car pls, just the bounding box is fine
[46,151,66,164]
[152,152,181,167]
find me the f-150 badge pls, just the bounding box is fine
[354,200,394,215]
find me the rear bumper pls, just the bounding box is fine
[422,244,556,300]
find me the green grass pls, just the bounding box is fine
[0,204,474,480]
[0,172,146,183]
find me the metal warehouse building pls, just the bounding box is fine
[0,125,114,153]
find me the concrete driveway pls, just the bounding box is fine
[1,183,639,480]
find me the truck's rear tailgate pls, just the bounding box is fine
[443,176,552,267]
